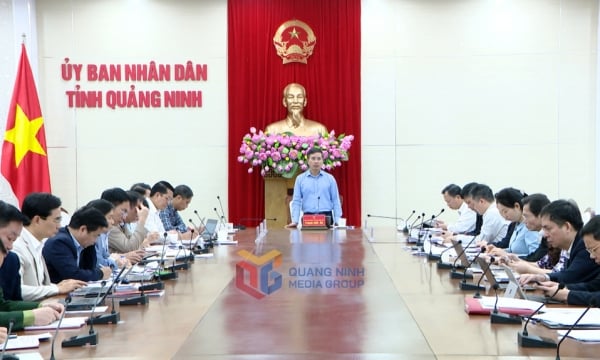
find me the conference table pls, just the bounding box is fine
[16,226,600,359]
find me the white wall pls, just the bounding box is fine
[362,0,598,226]
[0,0,598,227]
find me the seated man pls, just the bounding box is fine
[108,191,158,253]
[0,203,65,330]
[145,182,171,234]
[436,183,476,234]
[446,184,508,245]
[13,193,86,301]
[0,201,27,300]
[43,206,112,283]
[160,184,195,239]
[520,200,600,286]
[535,214,600,305]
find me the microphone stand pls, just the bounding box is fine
[449,236,477,278]
[62,281,105,347]
[87,268,128,324]
[120,265,150,306]
[435,244,458,269]
[402,210,416,234]
[156,232,177,281]
[49,296,70,360]
[555,299,596,359]
[217,195,228,223]
[170,245,189,271]
[458,248,486,290]
[1,320,18,360]
[490,282,522,324]
[518,283,566,347]
[194,211,216,248]
[189,219,209,253]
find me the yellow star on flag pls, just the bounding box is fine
[4,104,47,167]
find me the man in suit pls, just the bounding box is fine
[43,206,112,283]
[0,201,28,301]
[520,200,600,285]
[13,193,86,301]
[0,202,64,330]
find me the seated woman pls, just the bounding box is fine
[486,187,540,257]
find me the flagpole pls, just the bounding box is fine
[21,33,26,44]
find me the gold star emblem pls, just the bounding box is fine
[288,27,300,39]
[4,104,47,167]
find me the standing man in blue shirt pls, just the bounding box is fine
[287,147,342,228]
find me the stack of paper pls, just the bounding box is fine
[24,316,87,331]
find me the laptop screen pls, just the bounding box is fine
[203,219,218,236]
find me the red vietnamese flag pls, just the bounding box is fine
[1,44,51,205]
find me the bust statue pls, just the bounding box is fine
[265,83,328,137]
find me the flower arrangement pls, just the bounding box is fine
[237,127,354,178]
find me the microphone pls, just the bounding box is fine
[187,228,196,262]
[366,214,405,220]
[473,256,495,298]
[402,210,416,233]
[188,219,208,253]
[49,296,70,360]
[170,245,189,271]
[214,207,226,227]
[235,218,277,230]
[424,208,445,227]
[216,195,228,223]
[458,247,486,290]
[555,298,596,359]
[490,281,522,324]
[518,283,566,347]
[156,232,177,281]
[62,281,106,347]
[406,215,422,241]
[435,243,459,269]
[1,319,18,360]
[87,266,129,324]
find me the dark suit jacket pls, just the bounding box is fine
[0,252,23,300]
[549,232,600,284]
[43,227,103,283]
[0,287,39,330]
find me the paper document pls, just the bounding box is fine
[478,296,543,310]
[24,316,87,331]
[533,308,600,326]
[557,329,600,342]
[0,335,40,350]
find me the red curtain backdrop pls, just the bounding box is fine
[227,0,361,227]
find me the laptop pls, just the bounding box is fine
[501,265,563,304]
[201,219,219,240]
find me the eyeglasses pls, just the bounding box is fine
[586,244,600,254]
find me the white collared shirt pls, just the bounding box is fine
[145,197,166,234]
[447,202,476,234]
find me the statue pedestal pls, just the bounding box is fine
[264,173,295,229]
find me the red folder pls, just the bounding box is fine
[464,296,536,316]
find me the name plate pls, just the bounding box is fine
[302,214,329,230]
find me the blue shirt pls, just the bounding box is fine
[506,222,540,256]
[159,203,188,233]
[291,170,342,224]
[70,232,84,266]
[95,233,117,269]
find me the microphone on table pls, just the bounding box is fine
[517,283,565,348]
[473,256,495,298]
[518,283,566,347]
[187,228,196,262]
[435,242,458,269]
[458,247,486,290]
[1,319,18,360]
[235,218,277,230]
[449,235,477,277]
[406,215,421,241]
[423,208,445,228]
[402,210,416,233]
[214,207,226,228]
[189,219,207,252]
[555,298,596,359]
[156,232,177,281]
[490,281,522,324]
[170,245,189,271]
[88,266,129,324]
[216,195,228,223]
[63,281,106,347]
[49,296,70,360]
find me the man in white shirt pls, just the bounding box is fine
[447,184,508,245]
[437,184,476,234]
[12,193,86,301]
[144,182,171,234]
